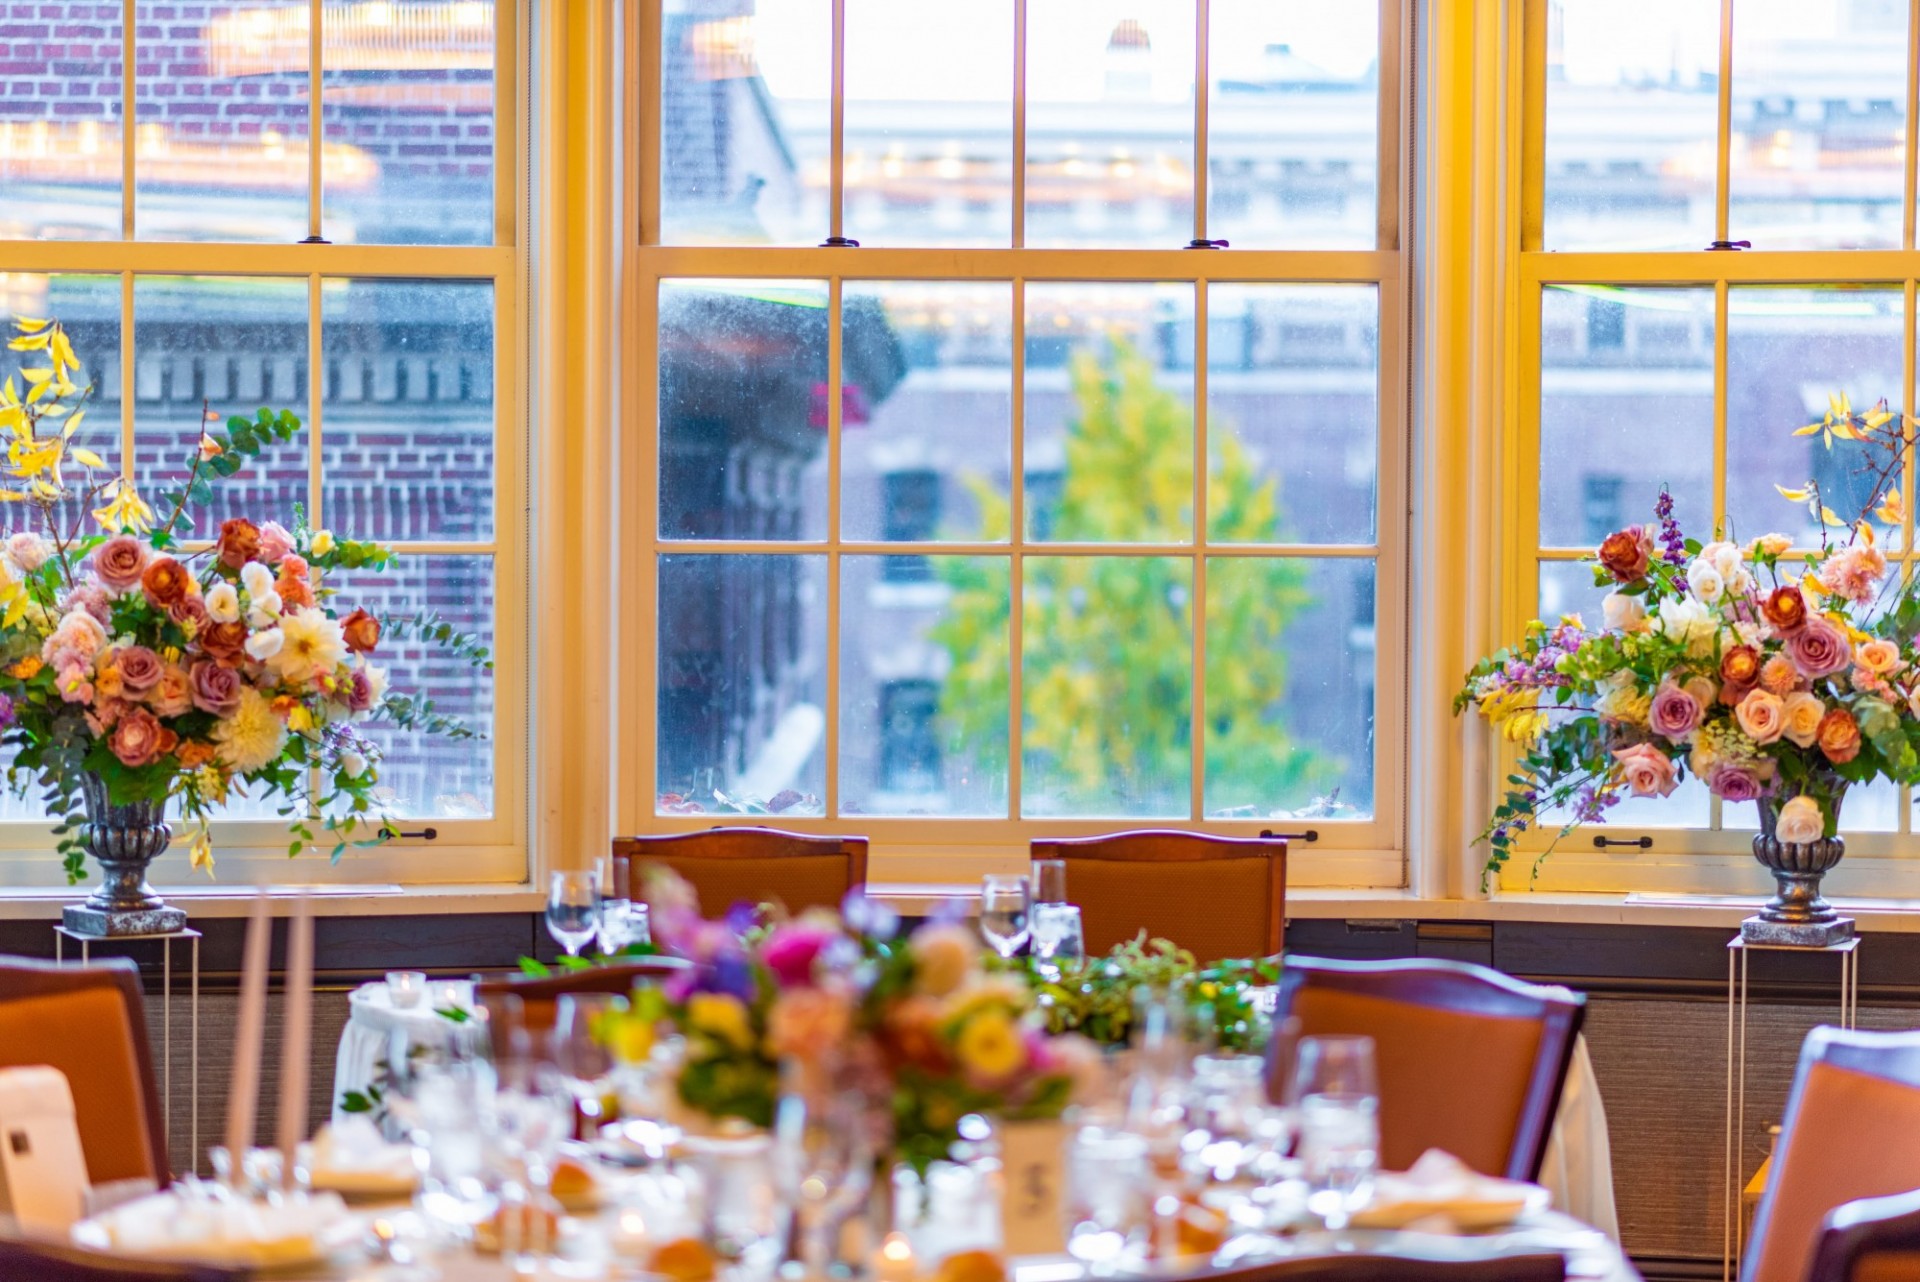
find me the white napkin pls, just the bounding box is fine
[72,1188,356,1267]
[1351,1149,1548,1232]
[306,1118,419,1196]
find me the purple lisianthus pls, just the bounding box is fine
[1785,615,1851,679]
[1707,763,1772,803]
[761,921,841,989]
[1648,682,1702,741]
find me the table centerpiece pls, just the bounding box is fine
[0,315,489,934]
[1456,394,1920,944]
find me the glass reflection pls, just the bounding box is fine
[0,2,122,240]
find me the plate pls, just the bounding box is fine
[1349,1178,1551,1231]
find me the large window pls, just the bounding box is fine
[1518,0,1920,891]
[631,0,1405,882]
[0,1,522,884]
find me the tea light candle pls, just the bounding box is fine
[385,971,427,1009]
[874,1231,916,1282]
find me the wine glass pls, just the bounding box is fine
[772,1062,875,1277]
[1289,1034,1380,1230]
[1031,902,1085,978]
[554,992,623,1127]
[1030,858,1068,905]
[978,873,1031,959]
[546,870,600,957]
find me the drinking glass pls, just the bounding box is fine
[598,898,644,953]
[1031,903,1085,977]
[1030,858,1068,905]
[1290,1034,1380,1230]
[978,873,1031,959]
[1066,1124,1151,1267]
[546,870,600,957]
[772,1063,875,1276]
[554,993,624,1127]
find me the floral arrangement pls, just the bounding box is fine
[0,315,488,879]
[1007,936,1279,1053]
[633,874,1101,1170]
[1457,394,1920,884]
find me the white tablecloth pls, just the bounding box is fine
[1540,1035,1620,1243]
[329,980,481,1129]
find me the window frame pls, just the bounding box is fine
[621,0,1412,888]
[0,0,529,888]
[1507,0,1920,895]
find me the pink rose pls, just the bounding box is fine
[1612,742,1679,797]
[1785,616,1852,678]
[1708,763,1772,802]
[91,536,149,594]
[109,706,173,768]
[1648,683,1703,741]
[1734,689,1787,745]
[113,645,163,693]
[150,664,193,718]
[345,667,375,713]
[1858,638,1904,676]
[168,592,210,634]
[257,521,295,564]
[188,661,241,717]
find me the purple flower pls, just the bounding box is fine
[1649,683,1703,741]
[760,922,841,989]
[0,692,15,730]
[1785,616,1852,678]
[1655,489,1687,568]
[1707,763,1772,803]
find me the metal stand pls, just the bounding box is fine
[56,926,201,1171]
[1724,935,1859,1281]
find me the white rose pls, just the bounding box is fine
[246,591,283,628]
[1601,592,1647,633]
[205,582,241,624]
[240,562,274,598]
[1776,794,1826,846]
[5,532,52,574]
[340,750,367,779]
[1687,559,1726,603]
[244,628,284,662]
[310,530,335,557]
[1656,596,1718,655]
[1704,540,1744,578]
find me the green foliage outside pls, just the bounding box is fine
[929,336,1329,814]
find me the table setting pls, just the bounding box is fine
[31,865,1638,1281]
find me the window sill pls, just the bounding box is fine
[0,883,546,920]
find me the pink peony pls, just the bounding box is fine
[257,521,295,564]
[1648,683,1703,741]
[91,536,149,594]
[1612,742,1679,797]
[62,583,111,625]
[1785,616,1852,678]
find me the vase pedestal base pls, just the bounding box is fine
[62,903,186,938]
[1741,913,1856,948]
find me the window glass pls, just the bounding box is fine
[0,1,123,240]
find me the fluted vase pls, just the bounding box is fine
[61,772,187,937]
[1745,791,1853,948]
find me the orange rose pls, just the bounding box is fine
[1817,707,1862,764]
[216,518,261,570]
[1763,584,1808,633]
[276,571,315,610]
[140,556,192,608]
[176,741,218,768]
[1597,526,1654,583]
[341,608,381,654]
[1720,645,1761,691]
[198,620,249,665]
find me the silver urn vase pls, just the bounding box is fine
[62,772,186,937]
[1744,792,1854,948]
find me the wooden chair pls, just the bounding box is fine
[1744,1027,1920,1282]
[0,956,167,1186]
[474,958,689,1061]
[615,827,869,917]
[0,1241,242,1282]
[1028,830,1286,961]
[1271,956,1584,1182]
[1808,1188,1920,1282]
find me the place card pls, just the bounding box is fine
[997,1119,1067,1257]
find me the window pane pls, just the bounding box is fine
[840,555,1009,816]
[321,278,494,541]
[135,1,311,242]
[132,276,309,541]
[1024,282,1193,542]
[0,0,123,240]
[1537,560,1711,828]
[1728,0,1906,250]
[1543,0,1718,252]
[658,553,827,816]
[841,282,1011,542]
[1021,555,1191,818]
[1026,0,1195,248]
[1540,286,1713,548]
[843,0,1012,247]
[1726,286,1902,546]
[1208,284,1377,545]
[1206,1,1377,250]
[328,555,495,819]
[661,0,827,245]
[659,280,829,541]
[1205,557,1373,820]
[321,0,495,245]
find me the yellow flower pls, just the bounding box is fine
[91,480,155,535]
[5,656,41,679]
[954,1009,1026,1082]
[187,824,214,876]
[685,993,753,1051]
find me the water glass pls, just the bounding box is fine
[546,870,600,957]
[1030,858,1068,905]
[1290,1034,1380,1229]
[978,873,1031,959]
[680,1132,785,1271]
[1031,903,1085,976]
[1066,1125,1151,1267]
[773,1064,875,1276]
[598,898,646,953]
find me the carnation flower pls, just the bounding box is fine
[41,608,107,665]
[62,583,110,625]
[1818,544,1888,606]
[1751,533,1793,560]
[212,687,289,773]
[1775,795,1826,846]
[1760,655,1801,696]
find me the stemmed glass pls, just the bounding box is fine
[1289,1034,1380,1230]
[546,870,600,958]
[772,1061,875,1277]
[978,873,1031,959]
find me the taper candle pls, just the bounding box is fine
[275,892,314,1190]
[224,890,272,1187]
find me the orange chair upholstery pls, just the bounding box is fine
[0,1240,242,1282]
[615,828,868,917]
[0,956,167,1186]
[1272,956,1584,1181]
[474,958,690,1061]
[1745,1027,1920,1282]
[1808,1188,1920,1282]
[1028,830,1286,962]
